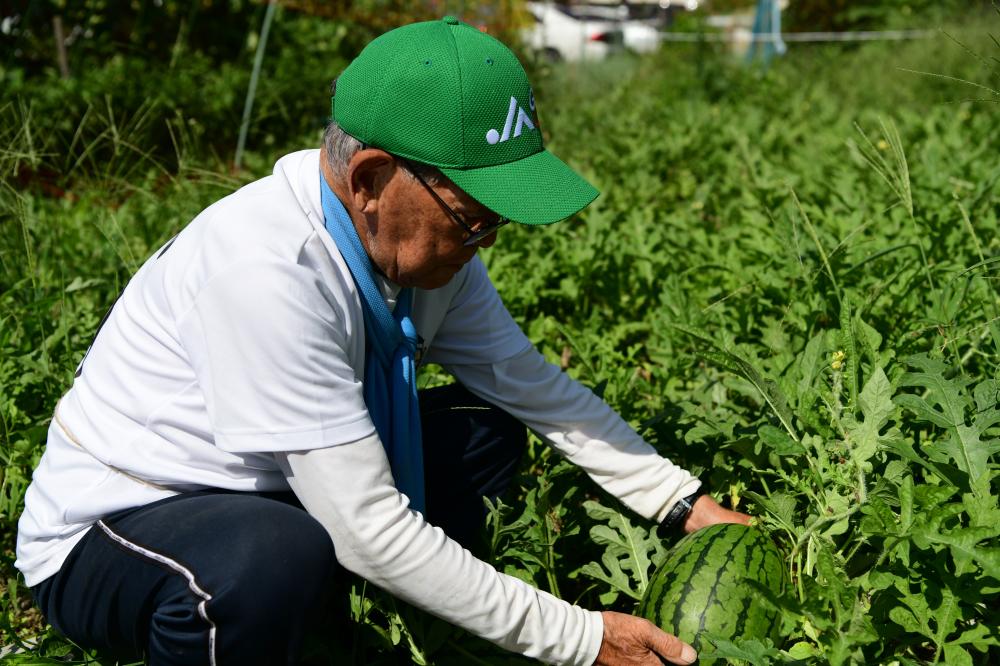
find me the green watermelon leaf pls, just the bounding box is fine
[895,393,954,429]
[671,323,798,441]
[947,425,993,496]
[952,621,1000,652]
[574,557,631,604]
[698,635,779,665]
[894,358,996,497]
[575,500,665,601]
[880,437,958,488]
[961,490,1000,529]
[942,644,975,666]
[842,366,896,467]
[745,491,797,531]
[911,524,1000,579]
[784,640,819,660]
[973,378,1000,416]
[758,425,804,456]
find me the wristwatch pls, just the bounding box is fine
[662,488,705,530]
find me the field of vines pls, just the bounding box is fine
[2,8,999,665]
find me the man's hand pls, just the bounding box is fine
[682,494,751,534]
[595,611,697,665]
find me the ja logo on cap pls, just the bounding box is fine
[486,94,536,145]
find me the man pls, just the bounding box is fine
[16,17,748,666]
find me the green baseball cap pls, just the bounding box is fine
[333,16,599,225]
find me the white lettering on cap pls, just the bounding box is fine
[486,96,536,145]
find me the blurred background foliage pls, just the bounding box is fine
[5,0,525,70]
[781,0,991,31]
[0,0,524,190]
[1,0,992,190]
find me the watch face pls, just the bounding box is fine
[663,490,703,529]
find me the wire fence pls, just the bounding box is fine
[659,29,938,43]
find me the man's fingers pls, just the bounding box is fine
[595,611,698,666]
[644,621,697,665]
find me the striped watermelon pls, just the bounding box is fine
[638,523,786,654]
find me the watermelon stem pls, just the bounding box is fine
[791,468,868,577]
[795,550,805,602]
[543,522,562,599]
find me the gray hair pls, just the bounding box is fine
[324,79,441,185]
[323,119,364,181]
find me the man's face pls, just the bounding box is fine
[368,161,500,290]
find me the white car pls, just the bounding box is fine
[562,4,663,54]
[522,2,625,62]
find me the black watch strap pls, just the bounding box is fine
[662,488,705,530]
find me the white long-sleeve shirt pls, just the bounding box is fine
[280,347,700,665]
[16,149,699,665]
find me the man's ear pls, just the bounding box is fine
[347,149,397,215]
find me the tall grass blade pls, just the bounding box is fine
[854,120,935,292]
[791,189,842,309]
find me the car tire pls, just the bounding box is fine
[541,47,562,63]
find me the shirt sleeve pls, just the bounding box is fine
[276,438,605,666]
[423,257,533,367]
[446,347,702,523]
[176,256,376,453]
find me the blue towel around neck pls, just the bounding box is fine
[320,172,425,513]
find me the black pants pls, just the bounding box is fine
[31,384,526,665]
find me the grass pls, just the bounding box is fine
[2,10,1000,664]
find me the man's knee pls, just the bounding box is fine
[211,501,335,612]
[159,501,336,664]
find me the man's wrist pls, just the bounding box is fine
[661,487,705,530]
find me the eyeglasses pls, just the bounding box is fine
[400,159,509,247]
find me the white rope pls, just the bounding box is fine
[658,29,936,43]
